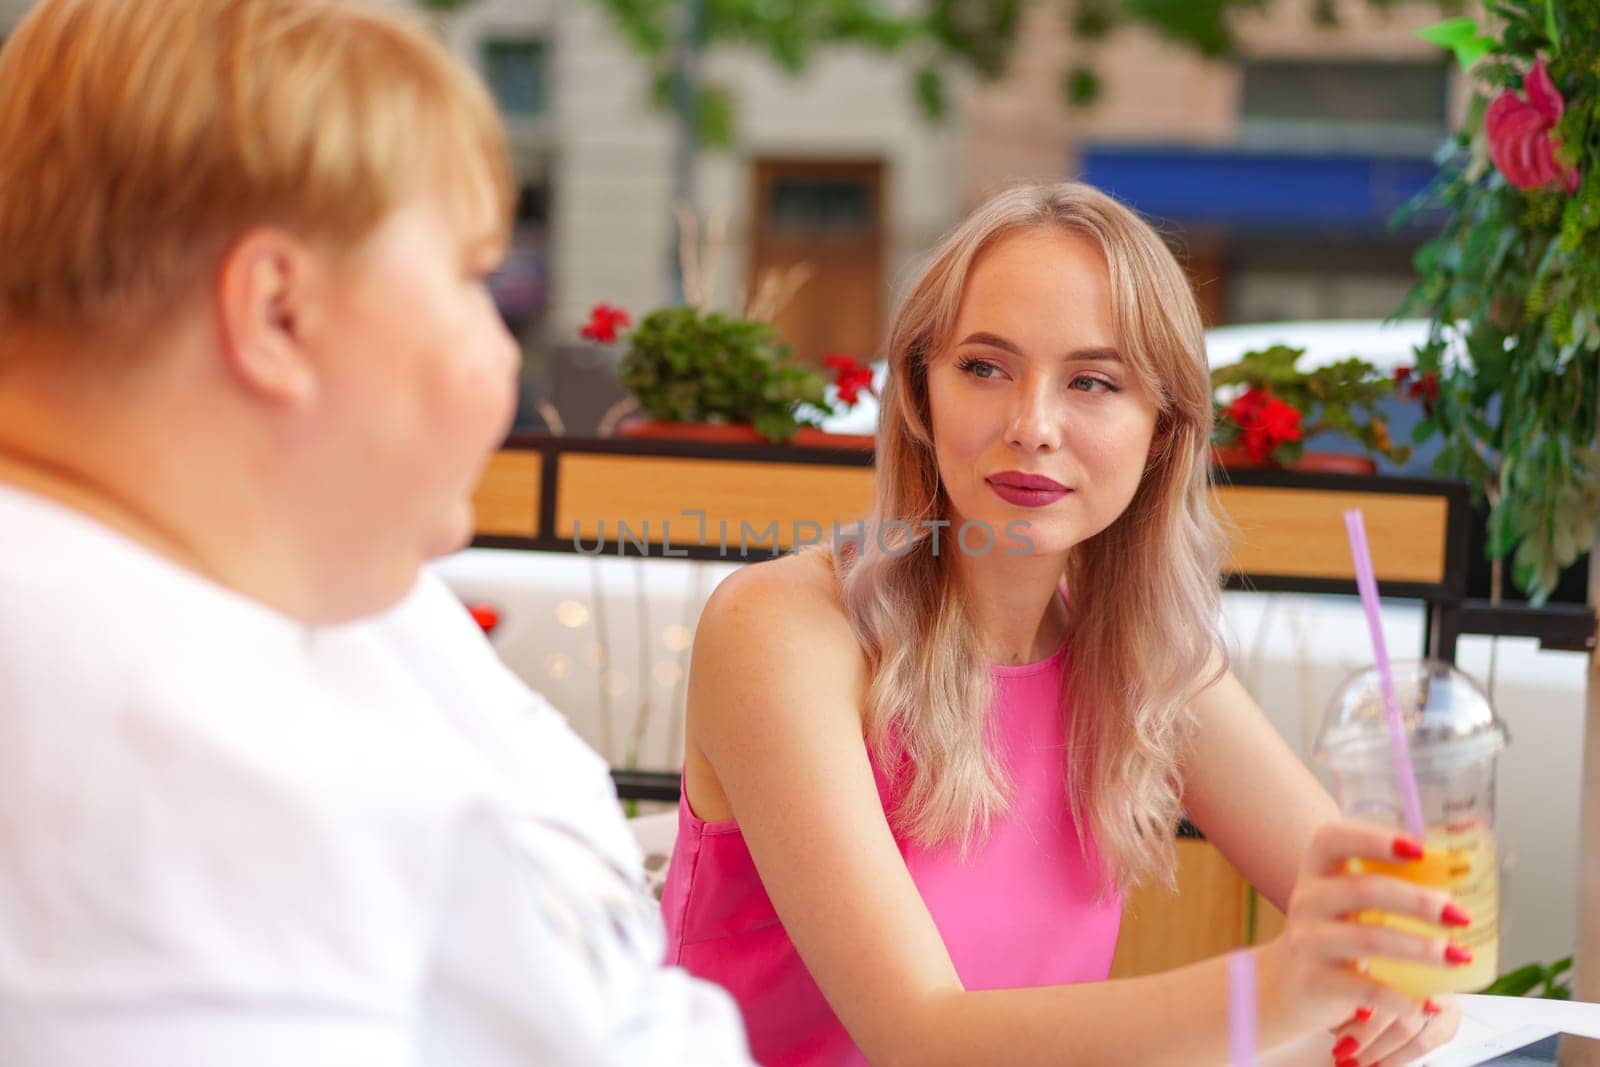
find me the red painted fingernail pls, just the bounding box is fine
[1441,902,1472,927]
[1355,1005,1374,1023]
[1334,1035,1360,1058]
[1423,998,1443,1015]
[1392,836,1425,860]
[1446,942,1474,965]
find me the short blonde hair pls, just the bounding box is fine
[0,0,512,334]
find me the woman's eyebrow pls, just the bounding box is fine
[956,331,1123,363]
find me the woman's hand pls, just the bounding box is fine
[1257,821,1472,1061]
[1327,992,1460,1066]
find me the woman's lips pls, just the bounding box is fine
[986,472,1070,508]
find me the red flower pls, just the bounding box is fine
[824,353,876,407]
[1226,386,1302,462]
[1226,385,1271,427]
[1257,396,1303,442]
[1412,372,1439,405]
[1394,365,1439,416]
[466,602,501,636]
[1486,57,1580,194]
[579,303,631,343]
[1412,371,1440,415]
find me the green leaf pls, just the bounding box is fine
[1071,1,1117,39]
[1480,962,1546,997]
[1064,66,1100,107]
[1121,0,1239,57]
[1544,0,1562,55]
[696,84,736,149]
[914,65,946,120]
[1272,439,1306,466]
[1487,499,1520,559]
[1414,16,1496,70]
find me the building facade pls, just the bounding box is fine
[966,0,1464,326]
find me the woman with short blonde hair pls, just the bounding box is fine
[0,3,748,1063]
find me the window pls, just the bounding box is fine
[767,177,873,237]
[1240,60,1449,153]
[482,39,548,118]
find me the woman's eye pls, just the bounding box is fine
[1070,375,1117,393]
[957,357,1001,379]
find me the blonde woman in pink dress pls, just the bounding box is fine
[661,183,1471,1066]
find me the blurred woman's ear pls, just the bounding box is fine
[214,228,322,407]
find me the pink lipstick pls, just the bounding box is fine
[986,470,1069,508]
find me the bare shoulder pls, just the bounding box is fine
[700,547,850,640]
[693,547,865,699]
[684,548,869,819]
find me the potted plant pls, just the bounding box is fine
[1211,345,1413,473]
[578,300,876,448]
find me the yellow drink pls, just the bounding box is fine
[1346,823,1499,998]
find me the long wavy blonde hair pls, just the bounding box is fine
[833,182,1225,893]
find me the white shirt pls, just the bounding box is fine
[0,485,750,1066]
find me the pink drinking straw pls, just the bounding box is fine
[1228,950,1256,1067]
[1343,509,1427,841]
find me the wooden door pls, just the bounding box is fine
[749,160,885,365]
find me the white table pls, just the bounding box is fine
[1262,995,1600,1065]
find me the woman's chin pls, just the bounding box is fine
[422,501,475,560]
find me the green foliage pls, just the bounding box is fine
[574,1,1467,131]
[1064,66,1100,107]
[1417,15,1498,68]
[1480,955,1573,999]
[617,306,832,442]
[1212,345,1414,465]
[587,0,953,139]
[1398,0,1600,604]
[1122,0,1269,57]
[916,64,949,119]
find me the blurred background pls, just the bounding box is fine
[0,0,1486,469]
[33,0,1436,441]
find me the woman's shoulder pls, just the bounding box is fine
[685,550,871,819]
[691,548,866,708]
[700,548,852,644]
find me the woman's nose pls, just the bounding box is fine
[1006,381,1062,453]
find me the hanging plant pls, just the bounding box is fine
[1399,0,1600,604]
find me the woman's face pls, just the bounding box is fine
[925,228,1162,560]
[298,181,520,615]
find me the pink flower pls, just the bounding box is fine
[579,303,631,343]
[1486,57,1580,194]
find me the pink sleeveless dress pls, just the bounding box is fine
[659,645,1123,1066]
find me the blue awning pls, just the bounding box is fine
[1079,145,1439,235]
